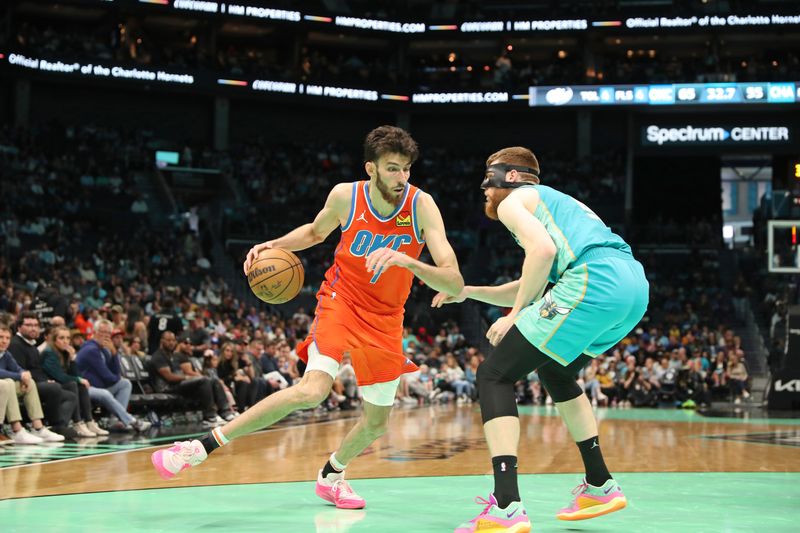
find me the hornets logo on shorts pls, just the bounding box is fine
[539,291,572,320]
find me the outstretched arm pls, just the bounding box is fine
[432,279,521,308]
[243,183,352,274]
[365,192,464,295]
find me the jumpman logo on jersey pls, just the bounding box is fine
[356,210,367,223]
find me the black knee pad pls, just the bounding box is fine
[537,363,583,403]
[477,327,553,424]
[477,356,519,424]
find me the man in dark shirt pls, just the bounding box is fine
[258,341,280,375]
[8,312,75,433]
[187,315,211,359]
[175,332,235,421]
[150,331,220,426]
[147,298,183,354]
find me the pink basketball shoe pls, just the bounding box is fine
[315,470,366,509]
[556,478,627,521]
[151,440,207,480]
[454,494,531,533]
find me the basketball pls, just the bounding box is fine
[246,248,304,304]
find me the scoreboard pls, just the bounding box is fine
[529,82,799,107]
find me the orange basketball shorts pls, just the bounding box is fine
[296,288,419,386]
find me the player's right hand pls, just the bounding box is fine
[431,288,469,307]
[243,241,273,275]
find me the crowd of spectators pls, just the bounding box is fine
[223,139,625,245]
[572,324,750,409]
[0,120,756,445]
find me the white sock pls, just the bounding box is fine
[211,427,230,446]
[329,452,347,473]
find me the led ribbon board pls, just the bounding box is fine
[529,83,799,107]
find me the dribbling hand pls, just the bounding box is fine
[243,241,274,275]
[431,289,468,308]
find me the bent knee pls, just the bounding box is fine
[538,367,582,403]
[295,382,330,408]
[94,388,114,400]
[476,362,505,388]
[364,417,390,437]
[362,406,392,436]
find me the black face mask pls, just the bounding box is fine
[480,164,540,189]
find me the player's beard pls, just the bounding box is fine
[375,169,406,207]
[484,189,512,220]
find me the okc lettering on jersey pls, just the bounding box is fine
[349,230,414,283]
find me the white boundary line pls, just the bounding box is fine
[1,417,356,472]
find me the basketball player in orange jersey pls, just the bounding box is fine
[151,126,464,509]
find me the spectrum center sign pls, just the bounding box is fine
[643,124,791,146]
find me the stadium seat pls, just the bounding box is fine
[122,355,179,407]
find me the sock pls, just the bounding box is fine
[576,436,612,487]
[321,453,346,478]
[199,427,229,455]
[491,455,519,508]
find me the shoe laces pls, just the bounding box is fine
[172,442,200,464]
[566,480,589,506]
[332,478,356,499]
[471,496,495,519]
[571,480,589,496]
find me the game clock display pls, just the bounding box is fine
[529,81,799,107]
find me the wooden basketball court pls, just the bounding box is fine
[2,404,799,532]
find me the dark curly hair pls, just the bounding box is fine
[363,125,419,164]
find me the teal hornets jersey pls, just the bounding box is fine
[512,185,632,283]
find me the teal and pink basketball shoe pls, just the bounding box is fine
[454,494,531,533]
[556,478,627,521]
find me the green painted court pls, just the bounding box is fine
[3,473,798,532]
[3,405,800,532]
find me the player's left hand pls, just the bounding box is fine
[486,313,517,346]
[365,247,412,273]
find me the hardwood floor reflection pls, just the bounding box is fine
[4,405,799,500]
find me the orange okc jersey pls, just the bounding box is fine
[324,180,425,314]
[295,180,425,386]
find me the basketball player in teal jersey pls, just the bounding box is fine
[433,147,649,532]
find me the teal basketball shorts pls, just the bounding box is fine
[514,249,649,366]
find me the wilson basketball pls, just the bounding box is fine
[247,248,304,304]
